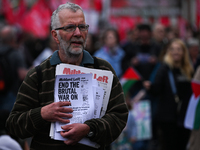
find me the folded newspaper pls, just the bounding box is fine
[49,64,114,148]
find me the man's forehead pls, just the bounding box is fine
[58,9,85,22]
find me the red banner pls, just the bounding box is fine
[110,16,142,41]
[49,0,102,12]
[19,0,52,39]
[2,0,26,24]
[159,16,170,27]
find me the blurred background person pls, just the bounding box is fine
[121,24,161,112]
[94,28,125,78]
[165,26,179,42]
[22,34,47,68]
[85,32,98,56]
[187,38,200,71]
[122,24,160,80]
[32,36,57,67]
[152,23,168,51]
[0,25,28,111]
[120,28,139,47]
[144,39,194,150]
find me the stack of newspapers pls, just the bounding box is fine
[49,64,113,148]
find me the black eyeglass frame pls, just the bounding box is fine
[54,24,89,32]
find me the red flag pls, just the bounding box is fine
[120,67,141,96]
[19,0,52,39]
[17,0,26,18]
[121,67,141,80]
[159,16,170,27]
[94,0,102,12]
[2,0,26,24]
[74,0,90,10]
[110,16,143,41]
[2,0,15,24]
[192,80,200,98]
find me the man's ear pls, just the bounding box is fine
[51,30,60,44]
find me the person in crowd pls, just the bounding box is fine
[94,28,125,78]
[0,25,28,111]
[6,2,128,150]
[187,38,200,71]
[120,28,139,47]
[184,23,195,42]
[143,39,194,150]
[152,23,167,50]
[122,24,160,80]
[85,32,97,56]
[32,36,57,67]
[23,33,47,68]
[165,26,178,42]
[152,23,169,65]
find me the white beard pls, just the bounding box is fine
[57,33,87,58]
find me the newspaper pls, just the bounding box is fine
[56,63,114,117]
[50,63,113,148]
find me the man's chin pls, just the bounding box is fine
[72,49,83,55]
[68,48,83,57]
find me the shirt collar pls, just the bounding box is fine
[50,50,94,66]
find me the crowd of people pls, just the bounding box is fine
[92,23,200,150]
[0,2,200,150]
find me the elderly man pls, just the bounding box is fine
[6,2,128,150]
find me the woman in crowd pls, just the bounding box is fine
[143,39,194,150]
[93,28,125,78]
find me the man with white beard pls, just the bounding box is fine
[6,2,128,150]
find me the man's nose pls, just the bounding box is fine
[73,27,81,36]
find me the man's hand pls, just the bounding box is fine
[60,123,90,145]
[41,101,73,123]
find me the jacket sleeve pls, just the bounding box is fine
[84,61,129,146]
[6,68,49,139]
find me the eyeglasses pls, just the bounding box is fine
[54,24,89,32]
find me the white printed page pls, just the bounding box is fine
[54,74,94,132]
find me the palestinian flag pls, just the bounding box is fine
[120,67,141,96]
[184,80,200,130]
